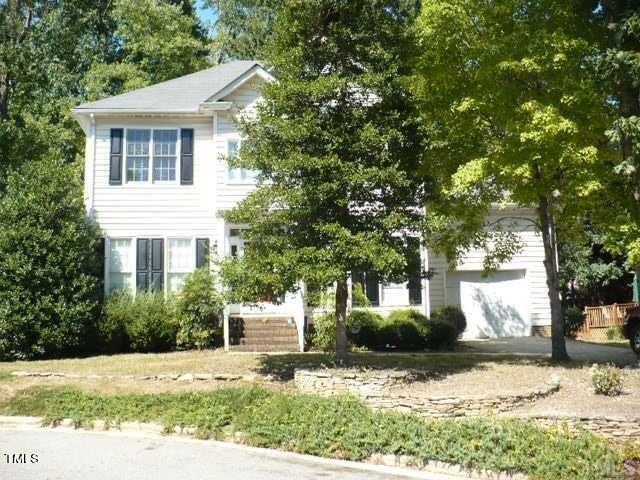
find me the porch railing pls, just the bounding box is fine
[579,303,638,340]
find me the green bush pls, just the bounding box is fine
[606,326,625,341]
[563,306,584,338]
[347,310,382,348]
[387,308,428,325]
[101,292,178,353]
[591,364,624,396]
[0,158,103,360]
[376,317,425,351]
[423,320,458,350]
[431,306,467,337]
[310,313,336,351]
[176,269,225,350]
[99,291,133,353]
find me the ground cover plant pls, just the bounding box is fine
[0,386,622,480]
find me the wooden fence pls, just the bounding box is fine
[579,303,638,340]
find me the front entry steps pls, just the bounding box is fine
[229,316,300,352]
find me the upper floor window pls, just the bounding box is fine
[126,129,150,182]
[227,139,259,183]
[153,130,178,181]
[125,128,179,183]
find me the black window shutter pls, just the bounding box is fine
[180,129,194,185]
[136,238,164,292]
[150,239,164,291]
[109,129,123,185]
[136,238,149,291]
[196,238,210,269]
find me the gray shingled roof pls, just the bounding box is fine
[75,60,262,113]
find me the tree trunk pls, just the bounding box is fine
[538,196,569,361]
[0,72,9,121]
[335,278,348,365]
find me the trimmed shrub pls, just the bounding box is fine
[432,306,467,337]
[376,317,425,351]
[423,320,458,350]
[563,306,584,338]
[99,291,133,353]
[101,292,178,353]
[591,364,623,396]
[310,313,336,352]
[0,158,103,360]
[387,308,428,325]
[347,310,382,348]
[176,269,225,350]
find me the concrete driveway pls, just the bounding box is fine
[464,336,639,365]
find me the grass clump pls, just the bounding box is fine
[0,386,621,480]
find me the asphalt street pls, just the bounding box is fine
[0,428,438,480]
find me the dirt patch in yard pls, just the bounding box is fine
[510,366,640,418]
[391,361,561,398]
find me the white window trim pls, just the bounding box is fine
[225,138,259,185]
[105,237,135,296]
[106,235,206,296]
[167,237,196,293]
[122,127,182,186]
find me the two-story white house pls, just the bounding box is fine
[73,60,552,352]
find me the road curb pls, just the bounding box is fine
[0,416,527,480]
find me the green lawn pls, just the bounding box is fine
[0,349,546,380]
[0,385,623,480]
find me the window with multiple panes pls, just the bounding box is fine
[124,129,179,183]
[108,238,133,293]
[227,139,259,183]
[167,238,194,293]
[153,130,178,181]
[126,129,150,181]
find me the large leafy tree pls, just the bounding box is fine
[592,2,640,278]
[0,157,103,360]
[414,0,611,360]
[84,0,209,100]
[0,0,117,181]
[205,0,278,61]
[222,0,425,362]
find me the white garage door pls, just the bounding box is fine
[445,270,530,339]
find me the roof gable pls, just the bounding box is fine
[74,60,271,114]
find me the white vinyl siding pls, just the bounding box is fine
[108,238,133,294]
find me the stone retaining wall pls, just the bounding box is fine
[294,369,640,440]
[294,369,559,417]
[520,415,640,441]
[11,371,262,382]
